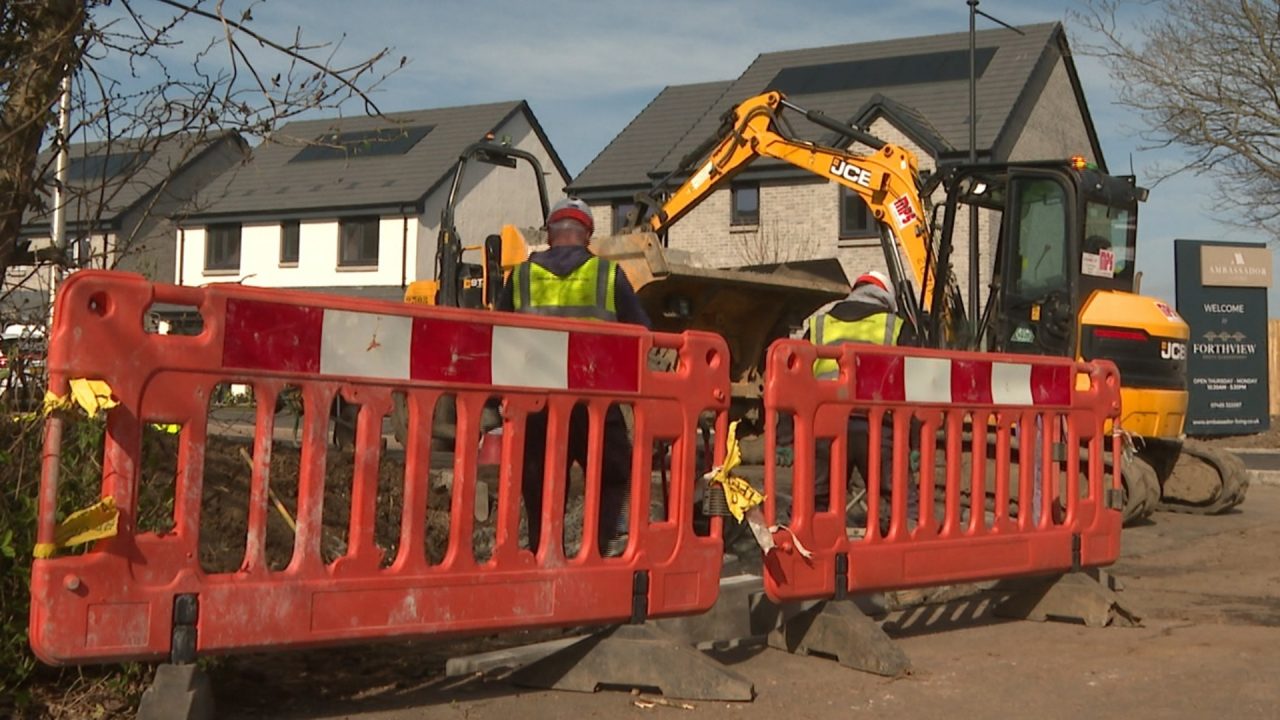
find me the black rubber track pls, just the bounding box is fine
[1156,439,1250,515]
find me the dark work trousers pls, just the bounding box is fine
[813,414,917,529]
[521,404,633,554]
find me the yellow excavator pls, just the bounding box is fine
[614,90,1245,523]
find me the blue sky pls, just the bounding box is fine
[97,0,1277,311]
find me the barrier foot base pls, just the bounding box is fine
[509,624,755,701]
[993,569,1143,628]
[651,574,772,648]
[135,663,215,720]
[764,600,911,677]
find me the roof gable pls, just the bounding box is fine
[188,100,567,219]
[24,131,247,231]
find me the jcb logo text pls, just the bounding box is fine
[830,159,873,188]
[1160,341,1186,360]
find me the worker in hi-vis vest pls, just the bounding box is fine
[499,197,650,556]
[807,270,918,532]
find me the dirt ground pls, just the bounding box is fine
[186,483,1280,720]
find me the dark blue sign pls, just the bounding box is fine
[1174,239,1271,435]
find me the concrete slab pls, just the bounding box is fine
[444,635,587,678]
[136,664,215,720]
[510,624,754,701]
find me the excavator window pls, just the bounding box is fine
[994,175,1076,356]
[1083,200,1136,278]
[1012,178,1068,297]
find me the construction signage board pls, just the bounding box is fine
[1174,239,1271,435]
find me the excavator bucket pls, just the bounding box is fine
[593,231,850,410]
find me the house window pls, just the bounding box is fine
[339,217,380,267]
[731,184,759,226]
[205,224,241,271]
[838,187,877,244]
[280,221,300,265]
[612,202,638,233]
[73,236,93,267]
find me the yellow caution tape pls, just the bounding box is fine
[42,378,118,418]
[33,496,119,559]
[704,420,765,522]
[42,390,71,415]
[68,379,117,417]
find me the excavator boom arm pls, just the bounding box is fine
[643,92,938,314]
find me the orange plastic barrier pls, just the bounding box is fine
[30,271,729,665]
[761,341,1123,602]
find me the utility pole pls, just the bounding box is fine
[968,0,979,341]
[966,1,1023,344]
[49,71,72,325]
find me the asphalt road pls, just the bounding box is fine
[1235,450,1280,472]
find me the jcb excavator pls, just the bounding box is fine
[928,159,1248,519]
[616,90,1246,523]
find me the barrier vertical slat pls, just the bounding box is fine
[244,386,276,574]
[292,385,330,573]
[446,393,480,571]
[347,397,386,573]
[579,401,605,561]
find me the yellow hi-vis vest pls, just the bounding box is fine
[810,311,903,379]
[512,256,618,321]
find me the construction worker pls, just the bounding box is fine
[808,270,918,532]
[498,197,650,556]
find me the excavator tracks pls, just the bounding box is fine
[1119,452,1161,526]
[1156,439,1250,515]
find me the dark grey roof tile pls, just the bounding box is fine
[189,101,551,218]
[569,80,733,193]
[573,22,1061,192]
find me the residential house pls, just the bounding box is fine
[3,132,248,321]
[570,22,1105,300]
[177,101,570,301]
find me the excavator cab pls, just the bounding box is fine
[951,160,1144,358]
[934,159,1245,521]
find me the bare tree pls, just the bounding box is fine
[0,0,400,283]
[1072,0,1280,242]
[733,219,826,266]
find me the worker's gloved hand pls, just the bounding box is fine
[775,446,795,467]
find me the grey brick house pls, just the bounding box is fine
[569,22,1105,295]
[177,101,570,301]
[3,132,248,321]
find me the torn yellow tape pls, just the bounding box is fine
[33,496,119,559]
[43,378,118,418]
[704,420,766,522]
[42,390,72,416]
